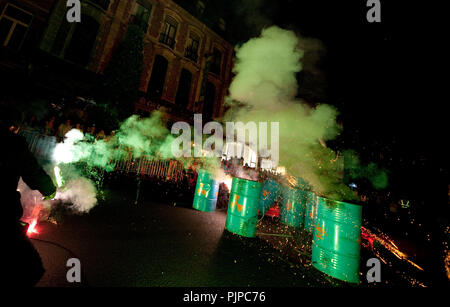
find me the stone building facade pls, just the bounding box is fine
[1,0,233,123]
[0,0,55,67]
[37,0,233,122]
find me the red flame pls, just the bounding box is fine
[26,219,39,236]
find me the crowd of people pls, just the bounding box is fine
[22,113,114,143]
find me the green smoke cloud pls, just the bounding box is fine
[53,111,175,169]
[226,26,386,201]
[343,150,388,190]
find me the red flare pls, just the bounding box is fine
[26,219,39,236]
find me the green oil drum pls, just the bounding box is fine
[280,186,306,228]
[303,191,317,233]
[259,178,281,215]
[311,197,362,283]
[192,170,220,212]
[225,177,263,238]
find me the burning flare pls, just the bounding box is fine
[26,219,38,236]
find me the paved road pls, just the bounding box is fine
[32,191,332,287]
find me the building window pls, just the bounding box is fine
[51,18,71,56]
[175,69,192,108]
[159,15,178,49]
[203,81,216,120]
[147,55,168,98]
[89,0,110,11]
[184,31,200,62]
[131,1,152,33]
[210,48,222,76]
[64,15,99,67]
[0,3,33,50]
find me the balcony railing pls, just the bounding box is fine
[159,33,175,49]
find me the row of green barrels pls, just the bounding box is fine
[192,170,362,283]
[279,184,362,283]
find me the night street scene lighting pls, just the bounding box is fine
[0,0,447,301]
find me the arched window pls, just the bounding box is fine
[64,15,99,66]
[159,15,178,49]
[131,1,152,33]
[210,48,222,75]
[203,81,216,120]
[185,31,200,62]
[147,55,168,98]
[175,69,192,108]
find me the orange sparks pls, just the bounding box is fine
[362,226,423,271]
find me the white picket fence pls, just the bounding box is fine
[19,128,185,180]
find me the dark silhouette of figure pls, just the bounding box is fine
[0,120,56,286]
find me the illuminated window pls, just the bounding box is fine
[0,3,33,50]
[159,15,178,49]
[184,31,200,62]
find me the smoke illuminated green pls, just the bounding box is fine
[52,111,175,169]
[54,166,64,187]
[226,26,387,200]
[343,150,388,190]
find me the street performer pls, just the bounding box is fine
[1,106,56,286]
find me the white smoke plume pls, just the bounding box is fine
[55,177,98,213]
[17,177,51,222]
[225,26,353,200]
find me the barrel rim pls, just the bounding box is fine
[232,176,262,184]
[317,196,362,208]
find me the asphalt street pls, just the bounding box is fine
[32,189,333,287]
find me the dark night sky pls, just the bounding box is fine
[275,1,443,167]
[218,0,445,201]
